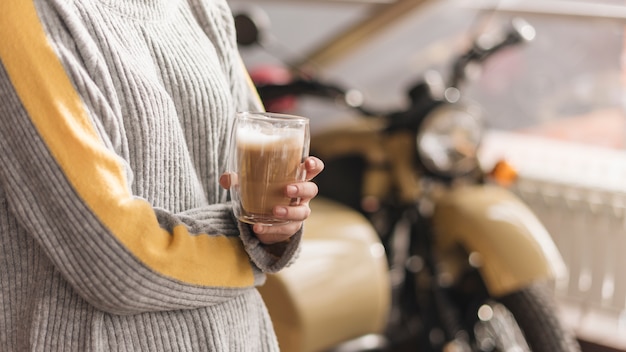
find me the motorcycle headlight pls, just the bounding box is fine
[416,103,483,177]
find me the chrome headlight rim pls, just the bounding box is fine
[416,102,484,178]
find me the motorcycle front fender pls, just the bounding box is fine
[432,184,567,297]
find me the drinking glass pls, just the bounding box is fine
[227,111,310,225]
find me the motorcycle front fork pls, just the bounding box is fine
[384,207,476,352]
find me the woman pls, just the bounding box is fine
[0,0,323,350]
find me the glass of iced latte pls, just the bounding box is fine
[227,111,310,225]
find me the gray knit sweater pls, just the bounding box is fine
[0,0,301,350]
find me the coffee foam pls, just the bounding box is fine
[236,125,303,146]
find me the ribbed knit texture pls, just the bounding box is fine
[0,0,298,350]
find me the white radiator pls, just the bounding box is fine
[480,131,626,348]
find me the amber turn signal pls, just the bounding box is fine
[488,159,518,187]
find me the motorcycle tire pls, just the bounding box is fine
[472,282,581,352]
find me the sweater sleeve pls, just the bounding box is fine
[0,0,293,316]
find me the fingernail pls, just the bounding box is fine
[307,158,316,168]
[286,185,298,197]
[275,206,287,217]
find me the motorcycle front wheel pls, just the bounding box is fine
[470,282,580,352]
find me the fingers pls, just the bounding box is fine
[253,199,312,244]
[285,182,318,200]
[283,156,322,201]
[219,172,238,190]
[236,155,324,245]
[253,221,303,244]
[252,161,320,244]
[274,203,311,222]
[219,173,230,189]
[304,156,324,181]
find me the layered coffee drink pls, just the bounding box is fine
[229,112,309,225]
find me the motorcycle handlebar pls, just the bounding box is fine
[256,79,344,102]
[449,17,535,88]
[255,79,381,117]
[249,17,535,127]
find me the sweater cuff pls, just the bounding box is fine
[236,218,302,273]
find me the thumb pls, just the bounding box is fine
[219,173,231,189]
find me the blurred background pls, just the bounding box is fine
[229,0,626,351]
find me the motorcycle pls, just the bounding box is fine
[234,6,582,352]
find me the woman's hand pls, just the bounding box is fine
[220,156,324,244]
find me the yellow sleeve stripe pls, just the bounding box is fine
[0,0,254,287]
